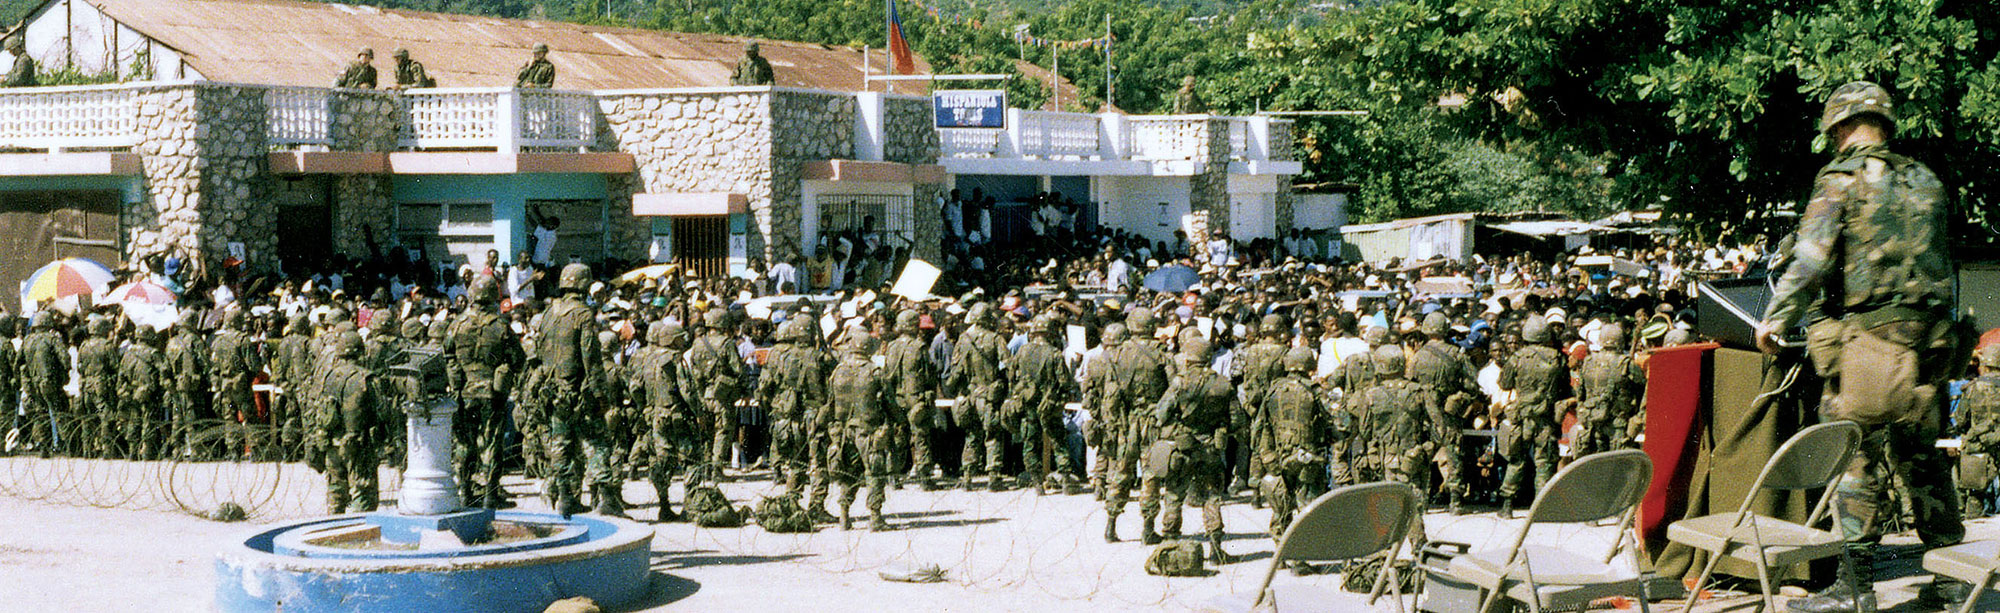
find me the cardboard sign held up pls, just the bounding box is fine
[891,259,942,300]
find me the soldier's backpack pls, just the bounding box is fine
[685,485,744,528]
[754,495,815,533]
[1144,541,1206,577]
[1341,554,1420,593]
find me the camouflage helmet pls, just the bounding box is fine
[1979,342,2000,371]
[1037,314,1064,338]
[1361,325,1388,347]
[87,314,113,336]
[597,330,620,352]
[646,320,673,346]
[894,310,922,334]
[428,318,450,342]
[1180,332,1212,360]
[373,314,401,338]
[1260,314,1288,338]
[843,329,878,355]
[0,315,18,337]
[774,318,805,343]
[1521,316,1550,345]
[401,317,427,341]
[1420,312,1449,337]
[223,308,249,331]
[1821,81,1897,137]
[532,43,550,53]
[332,330,365,359]
[1598,322,1628,351]
[558,263,593,292]
[286,315,311,335]
[393,48,410,59]
[179,310,203,331]
[1103,322,1129,345]
[702,307,728,330]
[468,274,501,303]
[967,302,993,326]
[132,324,160,345]
[1126,307,1156,337]
[1283,346,1315,372]
[1372,344,1406,377]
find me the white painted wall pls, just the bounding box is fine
[799,179,914,257]
[1294,193,1348,230]
[1094,175,1190,247]
[10,0,192,80]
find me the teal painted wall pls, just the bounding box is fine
[0,175,144,202]
[391,174,609,260]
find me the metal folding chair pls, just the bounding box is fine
[1923,540,2000,613]
[1445,449,1655,613]
[1667,421,1861,612]
[1203,481,1423,613]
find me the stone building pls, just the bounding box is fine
[0,0,1297,292]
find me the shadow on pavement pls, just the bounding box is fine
[650,549,817,570]
[613,572,700,611]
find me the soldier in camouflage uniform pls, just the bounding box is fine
[211,310,263,459]
[1149,331,1235,564]
[1103,309,1174,543]
[444,276,525,509]
[1498,316,1567,518]
[828,329,894,531]
[0,317,18,456]
[514,352,548,480]
[946,302,1009,490]
[759,319,824,504]
[1955,344,2000,519]
[75,317,118,457]
[1261,346,1329,549]
[1006,315,1074,495]
[1763,82,1967,613]
[1359,345,1434,543]
[536,263,613,517]
[516,43,556,88]
[363,313,409,466]
[1232,314,1290,506]
[22,312,69,456]
[1082,322,1128,498]
[272,317,314,461]
[118,325,168,460]
[882,310,939,490]
[1328,325,1387,485]
[1411,312,1480,513]
[597,330,635,514]
[165,311,210,458]
[632,320,695,521]
[320,331,380,513]
[688,308,744,484]
[1576,322,1645,457]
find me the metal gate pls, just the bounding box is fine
[673,215,729,278]
[0,190,120,297]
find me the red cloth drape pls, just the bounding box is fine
[1638,342,1717,541]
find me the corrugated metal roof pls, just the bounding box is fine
[83,0,937,91]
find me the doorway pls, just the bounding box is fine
[673,215,728,278]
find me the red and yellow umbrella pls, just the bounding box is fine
[19,258,115,306]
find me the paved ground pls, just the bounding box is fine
[0,463,1993,612]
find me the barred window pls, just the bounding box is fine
[816,194,913,252]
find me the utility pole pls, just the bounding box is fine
[1104,14,1113,110]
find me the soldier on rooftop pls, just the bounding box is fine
[731,42,774,86]
[5,36,37,87]
[337,47,376,89]
[516,43,555,89]
[392,48,435,89]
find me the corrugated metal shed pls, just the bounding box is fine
[83,0,935,91]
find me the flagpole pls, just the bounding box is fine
[1104,14,1113,110]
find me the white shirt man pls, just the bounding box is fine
[532,222,559,266]
[1106,256,1130,291]
[769,259,798,295]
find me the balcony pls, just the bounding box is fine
[0,84,139,152]
[937,110,1294,177]
[397,87,597,152]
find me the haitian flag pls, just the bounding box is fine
[886,0,917,75]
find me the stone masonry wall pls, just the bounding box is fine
[329,89,399,258]
[599,89,776,262]
[1187,118,1231,240]
[770,90,856,259]
[129,84,279,275]
[883,95,943,263]
[128,86,199,265]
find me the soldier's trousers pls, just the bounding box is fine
[75,383,113,457]
[1040,407,1075,479]
[453,394,506,507]
[1836,418,1963,549]
[1264,456,1326,543]
[833,426,890,514]
[646,411,696,508]
[1435,415,1464,499]
[118,409,153,460]
[546,398,614,508]
[513,394,547,478]
[703,391,738,475]
[1159,440,1223,536]
[22,384,62,454]
[1575,411,1636,458]
[214,382,254,458]
[957,389,999,479]
[902,394,935,479]
[769,416,808,494]
[1499,413,1557,500]
[324,397,379,514]
[1090,417,1120,486]
[1105,417,1155,515]
[271,391,300,461]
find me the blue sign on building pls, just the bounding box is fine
[934,90,1007,128]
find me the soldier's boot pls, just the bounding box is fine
[1090,476,1104,501]
[1103,514,1120,543]
[1915,577,1973,608]
[558,493,589,519]
[1062,476,1082,496]
[1497,499,1514,520]
[1207,531,1234,565]
[838,505,853,531]
[869,510,887,532]
[593,485,630,519]
[989,475,1008,492]
[1140,512,1162,546]
[1448,492,1464,516]
[956,474,973,491]
[1788,547,1877,613]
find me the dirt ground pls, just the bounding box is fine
[0,464,1988,612]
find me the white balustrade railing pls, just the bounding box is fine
[1127,116,1199,160]
[265,86,331,147]
[1226,118,1249,160]
[1017,110,1101,158]
[0,84,138,151]
[399,88,595,152]
[940,128,1001,158]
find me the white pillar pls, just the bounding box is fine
[397,396,462,515]
[855,92,886,162]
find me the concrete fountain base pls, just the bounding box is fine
[215,511,652,613]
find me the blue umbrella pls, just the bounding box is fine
[1142,265,1200,293]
